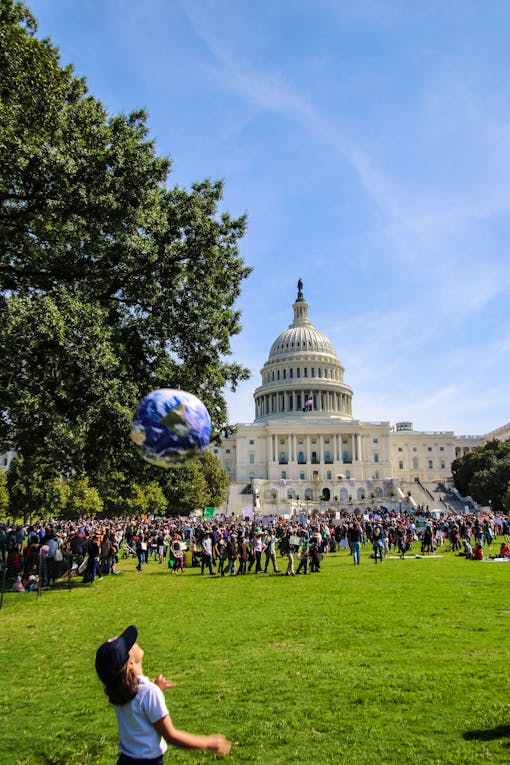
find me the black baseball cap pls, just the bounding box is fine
[95,625,138,683]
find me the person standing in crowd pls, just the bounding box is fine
[201,533,214,576]
[226,532,237,576]
[422,523,434,555]
[214,532,228,577]
[170,533,184,574]
[348,521,362,565]
[263,528,280,573]
[237,534,248,575]
[296,537,309,575]
[84,534,101,583]
[46,531,59,585]
[135,534,146,572]
[279,530,295,577]
[372,524,384,565]
[309,534,322,573]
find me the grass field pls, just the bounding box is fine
[1,543,509,764]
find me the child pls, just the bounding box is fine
[95,625,231,763]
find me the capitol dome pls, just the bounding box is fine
[254,280,353,421]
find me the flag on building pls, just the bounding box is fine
[304,396,313,411]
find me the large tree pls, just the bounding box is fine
[0,1,250,485]
[451,439,510,512]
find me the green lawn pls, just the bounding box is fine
[1,543,509,764]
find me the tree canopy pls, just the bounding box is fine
[0,0,247,514]
[452,439,510,513]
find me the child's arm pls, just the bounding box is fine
[153,715,231,756]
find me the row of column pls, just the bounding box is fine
[255,389,352,418]
[269,433,361,464]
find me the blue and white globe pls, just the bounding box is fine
[131,389,212,468]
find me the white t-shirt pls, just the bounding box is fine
[115,675,169,759]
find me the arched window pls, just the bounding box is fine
[298,451,305,464]
[311,451,318,464]
[375,487,383,498]
[357,488,365,500]
[340,488,349,501]
[322,488,330,500]
[279,451,287,464]
[305,488,313,500]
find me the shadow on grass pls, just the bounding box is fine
[463,725,510,746]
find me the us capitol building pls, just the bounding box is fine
[212,281,510,516]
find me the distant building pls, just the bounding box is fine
[212,282,508,516]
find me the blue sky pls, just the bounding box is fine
[28,0,510,436]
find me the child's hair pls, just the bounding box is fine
[103,660,139,706]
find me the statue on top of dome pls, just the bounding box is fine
[297,278,303,300]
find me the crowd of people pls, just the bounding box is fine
[1,508,509,591]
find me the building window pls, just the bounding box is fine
[325,439,330,444]
[345,471,351,479]
[427,447,432,452]
[326,471,332,480]
[297,368,301,378]
[249,440,254,445]
[398,447,403,452]
[226,449,231,454]
[343,438,348,444]
[311,451,318,464]
[428,460,433,469]
[374,471,380,479]
[213,448,218,454]
[281,471,286,480]
[277,370,280,380]
[412,458,419,470]
[311,439,317,444]
[279,451,287,464]
[283,369,286,379]
[272,371,274,381]
[325,451,332,464]
[440,460,446,469]
[298,439,304,444]
[439,446,444,452]
[399,461,404,469]
[304,368,308,377]
[290,368,293,378]
[299,471,305,480]
[413,447,417,452]
[225,462,231,472]
[373,438,379,444]
[374,453,379,463]
[298,451,306,464]
[311,367,315,377]
[280,439,285,445]
[318,368,322,377]
[249,454,255,464]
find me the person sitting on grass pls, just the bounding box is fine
[96,625,231,764]
[472,542,484,560]
[461,538,473,559]
[498,541,510,558]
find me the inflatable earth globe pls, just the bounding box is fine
[130,389,212,468]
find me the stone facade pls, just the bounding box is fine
[211,282,506,516]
